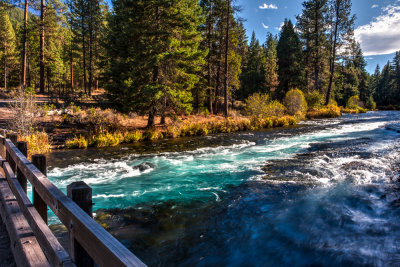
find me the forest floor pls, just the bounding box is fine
[0,96,189,148]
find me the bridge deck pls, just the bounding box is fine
[0,216,16,266]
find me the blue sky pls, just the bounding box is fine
[235,0,400,73]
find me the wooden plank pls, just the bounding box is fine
[2,160,74,267]
[0,171,50,267]
[4,139,146,267]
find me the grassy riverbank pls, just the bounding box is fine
[3,90,368,154]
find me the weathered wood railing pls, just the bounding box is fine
[0,133,146,267]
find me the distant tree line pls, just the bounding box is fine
[371,52,400,108]
[0,0,397,127]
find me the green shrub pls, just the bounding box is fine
[90,132,123,147]
[274,117,289,127]
[357,107,367,113]
[284,88,307,116]
[144,129,163,140]
[123,131,143,143]
[329,98,338,106]
[244,93,270,117]
[266,100,286,117]
[244,93,286,117]
[66,135,88,149]
[346,96,360,109]
[305,91,324,109]
[365,97,376,110]
[166,125,181,138]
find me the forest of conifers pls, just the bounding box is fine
[1,0,400,125]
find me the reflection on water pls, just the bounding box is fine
[48,112,400,266]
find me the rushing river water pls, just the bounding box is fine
[47,111,400,266]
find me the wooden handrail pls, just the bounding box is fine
[1,158,74,266]
[0,169,51,267]
[0,137,146,267]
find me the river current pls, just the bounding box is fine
[46,111,400,266]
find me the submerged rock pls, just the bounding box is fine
[135,162,155,172]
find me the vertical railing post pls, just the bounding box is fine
[67,181,94,267]
[17,141,28,193]
[32,154,48,224]
[6,133,18,172]
[0,135,4,159]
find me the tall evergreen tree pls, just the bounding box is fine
[276,19,304,100]
[39,0,45,93]
[392,51,400,102]
[0,7,17,90]
[21,0,28,89]
[240,32,266,99]
[297,0,329,93]
[106,0,206,127]
[325,0,355,104]
[263,33,279,96]
[200,0,241,114]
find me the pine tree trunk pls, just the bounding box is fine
[4,44,7,90]
[88,0,93,96]
[207,0,213,114]
[148,107,156,128]
[214,60,221,114]
[160,96,167,124]
[314,7,320,92]
[82,16,87,95]
[223,0,230,117]
[325,11,339,105]
[21,0,28,90]
[40,0,45,94]
[70,1,74,91]
[214,30,224,114]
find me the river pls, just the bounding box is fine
[46,111,400,266]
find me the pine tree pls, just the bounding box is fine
[21,0,28,89]
[369,65,380,106]
[375,62,392,106]
[0,7,17,90]
[39,0,45,93]
[199,0,241,114]
[351,42,369,104]
[240,32,266,99]
[263,33,279,96]
[325,0,355,104]
[392,51,400,103]
[106,0,206,127]
[297,0,329,93]
[276,19,304,100]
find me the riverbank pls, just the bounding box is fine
[1,102,353,154]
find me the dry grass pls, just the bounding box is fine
[20,131,51,157]
[307,105,341,119]
[65,114,298,149]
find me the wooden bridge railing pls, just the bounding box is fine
[0,133,146,267]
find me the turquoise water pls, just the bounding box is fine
[47,111,400,266]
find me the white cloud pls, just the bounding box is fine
[262,23,269,29]
[259,3,278,10]
[355,5,400,56]
[371,4,379,8]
